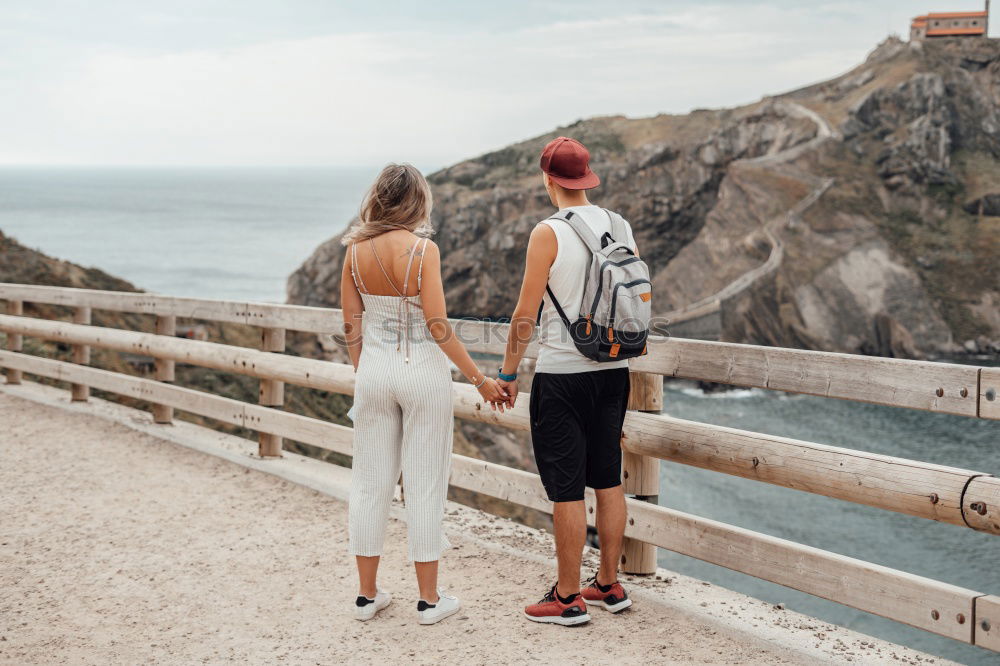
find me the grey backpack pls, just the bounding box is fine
[544,208,652,361]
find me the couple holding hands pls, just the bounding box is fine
[341,137,652,626]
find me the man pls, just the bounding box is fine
[497,137,638,626]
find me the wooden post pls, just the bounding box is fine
[258,327,285,458]
[3,300,23,384]
[621,371,663,575]
[152,315,176,423]
[70,307,91,401]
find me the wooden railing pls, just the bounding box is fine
[0,282,997,653]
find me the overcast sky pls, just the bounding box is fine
[1,1,993,169]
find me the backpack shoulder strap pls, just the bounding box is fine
[548,210,602,254]
[604,209,628,246]
[545,285,572,328]
[541,211,597,329]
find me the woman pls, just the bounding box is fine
[340,163,508,625]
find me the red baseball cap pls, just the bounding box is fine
[539,137,600,190]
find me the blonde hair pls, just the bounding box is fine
[341,163,433,246]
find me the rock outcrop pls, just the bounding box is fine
[289,37,1000,359]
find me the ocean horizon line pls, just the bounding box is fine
[0,163,403,171]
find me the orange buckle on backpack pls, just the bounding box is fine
[610,343,621,358]
[585,315,592,336]
[641,343,648,356]
[640,292,652,302]
[608,327,614,342]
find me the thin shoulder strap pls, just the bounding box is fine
[550,209,602,254]
[416,238,430,293]
[350,243,369,294]
[369,239,404,297]
[401,237,421,295]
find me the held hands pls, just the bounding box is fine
[476,377,510,412]
[495,377,518,408]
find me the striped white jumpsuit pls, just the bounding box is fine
[348,237,454,562]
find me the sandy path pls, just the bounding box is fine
[0,388,949,665]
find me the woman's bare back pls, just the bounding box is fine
[349,229,428,297]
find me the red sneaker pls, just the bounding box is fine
[524,585,591,626]
[581,577,632,613]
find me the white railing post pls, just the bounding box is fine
[152,315,176,423]
[621,371,663,575]
[70,306,91,401]
[258,327,285,458]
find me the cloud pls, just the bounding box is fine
[0,2,942,167]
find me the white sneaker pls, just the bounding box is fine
[354,589,392,621]
[417,589,461,625]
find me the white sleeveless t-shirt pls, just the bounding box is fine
[535,205,638,374]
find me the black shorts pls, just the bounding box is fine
[529,368,631,502]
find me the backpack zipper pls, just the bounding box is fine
[589,255,643,320]
[608,279,652,329]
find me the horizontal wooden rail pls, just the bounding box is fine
[627,497,979,643]
[1,315,996,536]
[0,283,340,334]
[0,283,533,357]
[0,283,992,419]
[451,456,981,643]
[633,337,982,417]
[0,313,355,392]
[0,352,986,646]
[0,350,353,457]
[621,412,995,532]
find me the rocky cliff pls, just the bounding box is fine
[289,37,1000,359]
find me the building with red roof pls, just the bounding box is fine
[911,1,990,40]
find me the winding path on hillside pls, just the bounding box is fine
[662,102,837,330]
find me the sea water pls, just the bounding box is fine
[658,381,999,665]
[0,166,371,302]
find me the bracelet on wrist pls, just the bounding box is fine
[498,369,517,382]
[473,375,487,388]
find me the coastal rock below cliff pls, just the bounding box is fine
[793,241,951,356]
